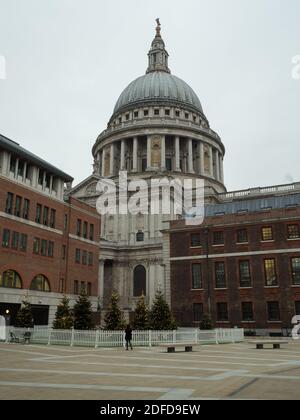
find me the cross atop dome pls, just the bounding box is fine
[146,19,170,74]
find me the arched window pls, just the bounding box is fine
[0,270,22,288]
[30,274,50,292]
[133,265,146,297]
[136,231,144,242]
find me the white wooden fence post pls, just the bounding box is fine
[215,329,219,345]
[149,330,152,347]
[173,330,176,343]
[95,329,99,348]
[195,329,198,344]
[47,329,52,346]
[70,327,75,347]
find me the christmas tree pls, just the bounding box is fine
[149,290,177,330]
[132,294,149,330]
[15,300,33,328]
[53,295,73,329]
[104,290,126,330]
[199,314,213,330]
[73,289,94,330]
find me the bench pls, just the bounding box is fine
[9,331,31,344]
[160,343,194,353]
[249,340,289,350]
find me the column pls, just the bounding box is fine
[147,135,151,170]
[120,140,125,170]
[199,142,204,175]
[132,137,138,172]
[22,161,27,182]
[175,136,180,172]
[219,155,224,183]
[49,175,53,194]
[188,138,194,173]
[101,148,106,177]
[215,150,220,181]
[98,259,105,304]
[161,135,166,170]
[209,146,214,177]
[110,143,114,176]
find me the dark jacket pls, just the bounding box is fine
[125,327,132,340]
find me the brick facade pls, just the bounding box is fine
[168,207,300,332]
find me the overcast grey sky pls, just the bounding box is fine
[0,0,299,191]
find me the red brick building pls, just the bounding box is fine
[163,185,300,335]
[0,134,100,325]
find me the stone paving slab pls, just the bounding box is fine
[0,341,300,400]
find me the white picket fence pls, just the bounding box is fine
[5,326,244,347]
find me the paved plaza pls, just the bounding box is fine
[0,340,300,400]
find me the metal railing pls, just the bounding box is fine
[4,327,244,347]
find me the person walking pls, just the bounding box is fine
[125,324,133,350]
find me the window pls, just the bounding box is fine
[88,252,93,266]
[237,229,248,243]
[5,192,14,214]
[154,109,160,115]
[2,229,10,248]
[215,262,226,288]
[118,117,122,124]
[288,224,299,239]
[192,264,202,289]
[291,258,300,285]
[87,282,92,296]
[136,231,144,242]
[261,226,273,241]
[267,301,280,321]
[38,170,43,185]
[23,199,30,219]
[295,301,300,315]
[62,245,66,260]
[89,224,94,241]
[133,265,146,297]
[77,219,82,236]
[142,158,147,172]
[241,302,254,321]
[20,234,27,252]
[134,111,138,118]
[50,209,56,228]
[144,109,149,116]
[11,231,19,250]
[41,239,47,256]
[191,233,201,247]
[17,160,24,177]
[75,248,81,263]
[33,238,40,254]
[48,241,54,257]
[64,214,68,230]
[193,303,203,322]
[193,115,197,122]
[80,281,86,292]
[59,278,65,293]
[45,173,51,189]
[264,259,277,286]
[43,206,49,226]
[36,204,42,223]
[166,158,172,171]
[213,231,224,245]
[239,260,251,287]
[125,113,129,120]
[217,303,228,321]
[74,280,79,294]
[0,270,22,288]
[82,250,87,265]
[175,110,180,117]
[83,221,88,239]
[13,195,21,217]
[185,112,189,119]
[30,274,50,292]
[165,109,170,116]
